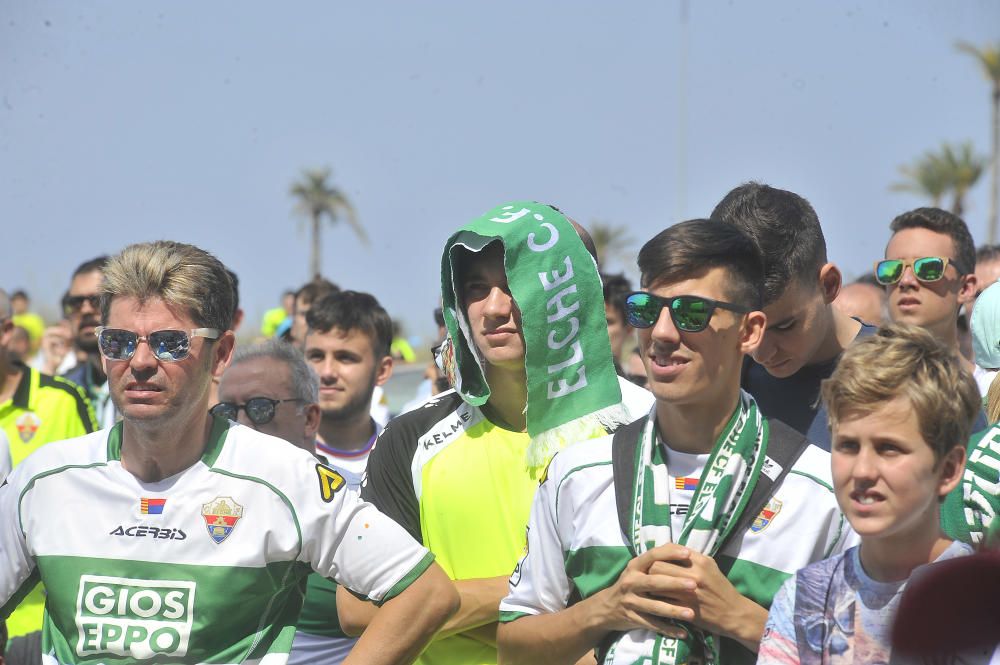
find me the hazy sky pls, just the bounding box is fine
[2,1,998,344]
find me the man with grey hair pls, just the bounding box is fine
[0,241,458,665]
[213,339,322,454]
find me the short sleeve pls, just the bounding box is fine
[499,456,573,622]
[361,424,422,543]
[0,464,41,618]
[757,576,801,665]
[297,459,433,605]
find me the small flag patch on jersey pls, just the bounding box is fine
[674,477,698,491]
[141,498,166,515]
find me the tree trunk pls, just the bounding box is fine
[310,213,322,279]
[989,87,999,244]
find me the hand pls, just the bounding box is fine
[39,323,71,374]
[645,544,767,648]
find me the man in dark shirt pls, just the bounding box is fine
[711,182,872,450]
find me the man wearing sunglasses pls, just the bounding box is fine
[710,183,873,452]
[880,207,978,376]
[0,241,458,665]
[498,220,853,665]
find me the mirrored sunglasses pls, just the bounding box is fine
[624,292,751,333]
[874,257,962,285]
[210,397,304,425]
[95,327,220,362]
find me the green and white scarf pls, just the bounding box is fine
[440,201,625,473]
[604,391,768,665]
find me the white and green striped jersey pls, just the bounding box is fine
[499,425,857,665]
[0,417,434,665]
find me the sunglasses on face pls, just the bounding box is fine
[874,257,964,285]
[624,292,751,332]
[63,294,101,315]
[95,327,220,362]
[210,397,305,425]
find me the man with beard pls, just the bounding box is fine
[59,256,117,427]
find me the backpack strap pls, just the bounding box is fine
[611,418,647,552]
[720,418,810,551]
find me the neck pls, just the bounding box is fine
[811,308,863,366]
[858,525,953,583]
[318,409,376,452]
[483,363,528,431]
[655,386,741,455]
[121,409,214,483]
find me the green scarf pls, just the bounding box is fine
[440,201,624,473]
[604,392,767,665]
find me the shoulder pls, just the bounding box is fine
[544,432,616,491]
[784,439,835,491]
[34,369,90,405]
[616,376,654,419]
[373,390,474,457]
[213,423,319,479]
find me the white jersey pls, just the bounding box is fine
[0,418,433,665]
[500,427,857,664]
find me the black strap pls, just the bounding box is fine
[611,416,809,553]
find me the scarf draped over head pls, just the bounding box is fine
[440,201,625,473]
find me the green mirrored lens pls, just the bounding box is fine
[626,294,659,328]
[671,297,712,331]
[876,260,904,284]
[913,257,945,281]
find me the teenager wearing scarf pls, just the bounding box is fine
[497,220,856,665]
[338,202,653,665]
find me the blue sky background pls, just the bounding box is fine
[2,1,998,345]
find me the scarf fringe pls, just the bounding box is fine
[525,403,631,477]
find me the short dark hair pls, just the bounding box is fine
[71,256,109,280]
[295,278,340,308]
[226,268,241,318]
[710,182,826,305]
[637,219,764,309]
[889,208,976,276]
[10,290,27,301]
[601,272,633,321]
[976,244,1000,265]
[306,290,393,358]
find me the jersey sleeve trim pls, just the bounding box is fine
[554,460,612,514]
[210,468,302,556]
[498,609,534,624]
[375,550,435,607]
[788,469,833,492]
[0,567,39,620]
[19,462,107,534]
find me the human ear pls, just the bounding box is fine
[818,263,843,304]
[374,355,394,387]
[958,273,978,307]
[937,444,966,497]
[211,331,237,379]
[739,311,768,355]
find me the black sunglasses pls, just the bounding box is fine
[63,294,101,315]
[210,397,306,425]
[624,292,751,332]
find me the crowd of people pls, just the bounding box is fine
[0,184,998,665]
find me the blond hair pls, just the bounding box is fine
[101,241,234,331]
[822,323,980,459]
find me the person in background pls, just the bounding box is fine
[602,272,633,374]
[9,291,44,357]
[262,290,295,338]
[757,324,990,664]
[285,277,339,344]
[832,274,887,326]
[5,328,31,364]
[711,182,873,451]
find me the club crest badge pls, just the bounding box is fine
[201,496,243,544]
[750,498,783,533]
[15,412,41,443]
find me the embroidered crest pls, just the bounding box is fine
[15,412,41,443]
[201,496,243,544]
[750,498,783,533]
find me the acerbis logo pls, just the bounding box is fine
[75,575,196,659]
[110,526,187,540]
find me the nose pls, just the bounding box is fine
[752,331,777,364]
[897,263,919,290]
[319,357,338,382]
[851,446,879,482]
[128,337,158,374]
[650,306,681,345]
[482,286,513,319]
[80,296,99,315]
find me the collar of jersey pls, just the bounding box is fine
[106,414,231,467]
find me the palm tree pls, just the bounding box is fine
[891,142,986,216]
[957,41,1000,242]
[589,220,635,271]
[290,168,366,279]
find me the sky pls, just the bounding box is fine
[1,1,998,345]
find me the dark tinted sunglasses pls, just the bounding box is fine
[95,327,220,362]
[874,257,964,285]
[210,397,305,425]
[63,294,101,315]
[624,292,751,332]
